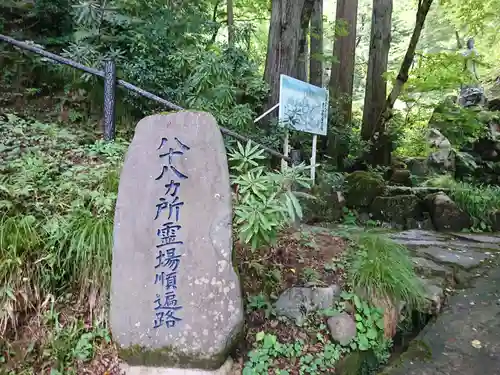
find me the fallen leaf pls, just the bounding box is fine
[471,339,482,349]
[289,268,296,273]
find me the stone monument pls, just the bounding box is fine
[110,112,243,374]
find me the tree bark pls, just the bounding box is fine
[361,0,392,144]
[329,0,359,121]
[368,0,434,165]
[327,0,359,165]
[264,0,314,114]
[227,0,235,46]
[296,1,315,82]
[309,0,323,87]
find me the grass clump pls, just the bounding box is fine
[424,175,500,228]
[346,232,426,309]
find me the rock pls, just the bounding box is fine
[327,312,356,346]
[414,246,489,270]
[303,187,345,224]
[328,191,346,222]
[345,171,385,208]
[491,210,500,232]
[405,157,429,177]
[379,262,500,375]
[274,285,341,326]
[411,257,453,281]
[110,112,243,369]
[419,277,444,315]
[458,86,486,107]
[425,192,471,231]
[405,213,434,231]
[388,169,412,186]
[427,129,455,173]
[370,195,419,226]
[487,97,500,111]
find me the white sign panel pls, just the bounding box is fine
[278,74,329,136]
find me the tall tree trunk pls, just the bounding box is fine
[327,0,359,166]
[361,0,392,144]
[296,2,314,81]
[264,0,314,115]
[309,0,323,87]
[367,0,434,165]
[227,0,235,46]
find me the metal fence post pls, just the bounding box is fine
[103,58,116,141]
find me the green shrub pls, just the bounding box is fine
[229,141,312,250]
[345,171,385,208]
[346,232,426,308]
[424,175,500,229]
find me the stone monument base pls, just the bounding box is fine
[120,358,235,375]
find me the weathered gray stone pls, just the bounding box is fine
[370,195,419,226]
[451,233,500,244]
[419,277,445,315]
[411,257,453,280]
[380,259,500,375]
[425,192,471,231]
[414,246,489,270]
[121,357,234,375]
[327,312,356,346]
[110,112,243,369]
[274,285,341,326]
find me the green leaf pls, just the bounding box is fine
[358,335,370,351]
[366,328,378,340]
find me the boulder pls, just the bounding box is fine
[327,312,356,346]
[274,285,341,326]
[491,210,500,232]
[345,171,385,208]
[427,129,455,173]
[405,158,429,177]
[388,169,412,186]
[425,192,471,231]
[370,195,419,226]
[419,277,445,315]
[405,213,434,230]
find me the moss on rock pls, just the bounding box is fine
[345,171,386,208]
[119,343,229,370]
[377,339,432,375]
[370,195,419,226]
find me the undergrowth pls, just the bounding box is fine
[0,113,125,334]
[423,174,500,229]
[345,232,426,309]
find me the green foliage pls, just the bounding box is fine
[346,232,426,309]
[0,113,123,332]
[243,332,343,375]
[230,141,312,250]
[423,175,500,230]
[1,299,110,375]
[54,0,269,135]
[344,171,386,207]
[339,291,391,362]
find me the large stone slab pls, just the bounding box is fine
[414,246,489,270]
[380,260,500,375]
[110,112,243,370]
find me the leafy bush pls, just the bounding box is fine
[229,141,312,250]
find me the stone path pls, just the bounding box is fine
[382,230,500,374]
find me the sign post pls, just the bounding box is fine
[278,75,329,185]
